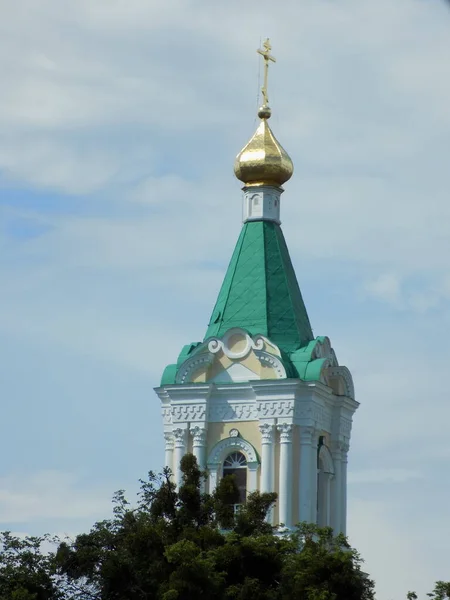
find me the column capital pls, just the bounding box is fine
[259,422,275,444]
[190,425,207,446]
[299,425,317,445]
[277,422,293,443]
[331,440,349,456]
[173,427,186,448]
[164,432,174,450]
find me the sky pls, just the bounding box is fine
[1,0,450,597]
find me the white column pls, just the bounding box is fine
[164,432,174,476]
[325,473,332,527]
[247,462,258,493]
[190,426,207,470]
[310,431,319,525]
[259,423,274,493]
[172,427,186,489]
[299,426,315,523]
[340,443,349,535]
[190,426,207,492]
[331,442,342,533]
[277,423,293,528]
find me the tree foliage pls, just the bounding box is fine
[1,454,378,599]
[0,532,62,600]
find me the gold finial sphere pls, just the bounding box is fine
[257,105,271,119]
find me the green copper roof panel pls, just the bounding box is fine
[204,221,313,353]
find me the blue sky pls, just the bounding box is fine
[2,0,450,597]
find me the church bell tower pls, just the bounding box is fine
[155,40,358,533]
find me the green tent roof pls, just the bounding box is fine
[204,220,313,354]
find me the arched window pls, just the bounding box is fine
[223,451,247,504]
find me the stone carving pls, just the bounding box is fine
[210,403,258,422]
[163,432,174,450]
[189,425,206,446]
[209,399,298,423]
[257,400,294,418]
[208,328,266,360]
[277,422,293,442]
[162,406,172,425]
[331,440,349,455]
[259,423,274,443]
[171,404,206,423]
[172,428,186,448]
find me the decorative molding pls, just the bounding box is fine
[171,404,206,423]
[164,432,174,451]
[190,425,206,446]
[277,422,293,443]
[339,418,352,439]
[208,329,266,360]
[257,400,294,418]
[330,440,349,456]
[254,351,287,379]
[207,436,259,467]
[175,353,214,384]
[173,428,186,448]
[340,441,350,454]
[210,402,258,422]
[327,366,355,400]
[162,406,172,426]
[299,426,316,445]
[259,423,274,444]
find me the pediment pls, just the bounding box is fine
[175,328,287,384]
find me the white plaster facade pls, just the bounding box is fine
[155,328,358,534]
[242,185,282,224]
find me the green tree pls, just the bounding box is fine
[0,532,61,600]
[0,454,376,600]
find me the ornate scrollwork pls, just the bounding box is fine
[259,423,274,443]
[207,328,275,360]
[190,425,206,446]
[163,432,174,450]
[277,422,293,443]
[172,428,186,448]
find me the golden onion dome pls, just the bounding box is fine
[234,106,294,188]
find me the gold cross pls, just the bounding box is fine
[257,38,276,106]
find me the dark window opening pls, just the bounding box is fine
[223,451,247,505]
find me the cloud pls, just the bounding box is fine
[363,273,403,307]
[348,468,422,485]
[0,471,112,526]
